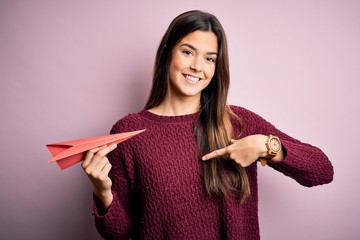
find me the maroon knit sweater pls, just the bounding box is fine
[93,106,333,240]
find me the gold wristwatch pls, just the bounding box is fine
[259,134,281,166]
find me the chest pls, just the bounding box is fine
[131,125,204,197]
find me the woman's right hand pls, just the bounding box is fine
[82,143,117,211]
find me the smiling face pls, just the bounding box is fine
[167,30,218,103]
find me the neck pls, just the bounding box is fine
[149,94,200,116]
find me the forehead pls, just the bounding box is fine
[177,30,218,53]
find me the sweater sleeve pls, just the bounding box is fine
[92,123,136,240]
[233,106,334,187]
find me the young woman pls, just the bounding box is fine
[82,10,333,240]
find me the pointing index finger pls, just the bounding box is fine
[202,147,228,161]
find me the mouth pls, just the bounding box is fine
[183,74,202,84]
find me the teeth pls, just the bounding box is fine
[185,75,200,82]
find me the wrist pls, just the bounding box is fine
[257,134,269,158]
[94,189,113,210]
[259,134,283,166]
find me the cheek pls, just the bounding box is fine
[169,58,184,77]
[169,62,181,80]
[205,65,216,79]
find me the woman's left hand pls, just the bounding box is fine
[201,134,268,167]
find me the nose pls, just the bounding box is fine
[190,57,203,72]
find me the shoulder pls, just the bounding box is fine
[110,110,146,134]
[229,105,264,122]
[229,105,272,135]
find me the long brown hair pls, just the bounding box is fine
[145,10,250,202]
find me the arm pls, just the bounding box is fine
[266,135,334,187]
[82,127,135,239]
[246,107,333,186]
[203,106,334,187]
[82,144,116,211]
[250,113,333,186]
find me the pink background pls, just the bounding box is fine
[1,1,359,239]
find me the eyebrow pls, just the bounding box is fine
[180,43,218,55]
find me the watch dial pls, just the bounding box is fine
[270,138,280,152]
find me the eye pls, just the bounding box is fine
[182,50,193,56]
[206,57,216,63]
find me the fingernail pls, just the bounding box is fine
[111,144,117,149]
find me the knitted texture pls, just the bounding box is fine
[93,105,333,240]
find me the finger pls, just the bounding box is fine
[96,144,117,158]
[88,157,108,179]
[82,145,108,168]
[95,156,109,173]
[202,147,228,161]
[102,162,112,176]
[98,162,112,180]
[230,139,236,144]
[88,144,116,170]
[82,143,115,169]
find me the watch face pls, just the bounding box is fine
[269,137,281,152]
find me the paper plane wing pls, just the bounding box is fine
[46,129,145,170]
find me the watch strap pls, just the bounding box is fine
[259,134,281,166]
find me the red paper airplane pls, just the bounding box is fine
[46,129,145,170]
